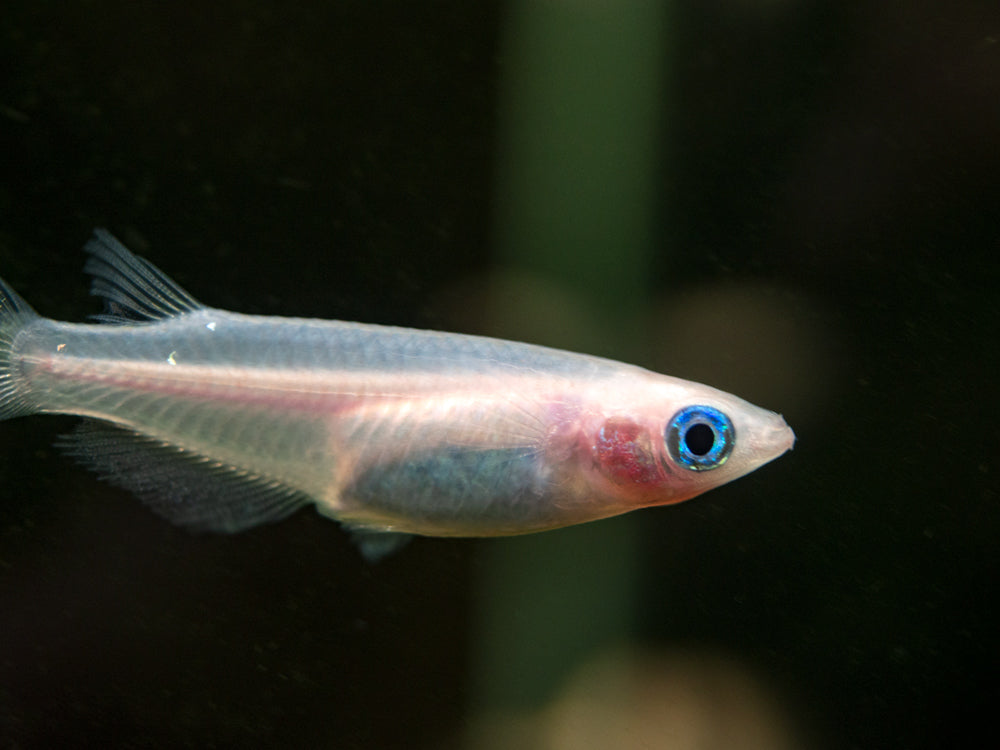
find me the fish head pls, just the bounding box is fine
[581,376,795,511]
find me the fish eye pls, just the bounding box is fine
[665,405,735,471]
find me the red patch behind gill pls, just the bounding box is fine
[592,417,669,489]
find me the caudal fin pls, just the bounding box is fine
[0,274,40,420]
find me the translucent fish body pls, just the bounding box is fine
[0,231,794,554]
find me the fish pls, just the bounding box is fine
[0,230,794,559]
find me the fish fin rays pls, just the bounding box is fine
[83,229,205,324]
[0,276,39,421]
[58,420,311,532]
[342,525,413,561]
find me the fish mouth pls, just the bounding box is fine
[745,412,795,460]
[767,414,796,454]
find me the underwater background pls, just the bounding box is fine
[1,2,997,748]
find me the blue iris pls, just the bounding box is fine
[665,405,735,471]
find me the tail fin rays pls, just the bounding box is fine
[0,275,39,420]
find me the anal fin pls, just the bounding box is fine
[58,420,311,533]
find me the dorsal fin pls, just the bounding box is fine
[83,229,204,324]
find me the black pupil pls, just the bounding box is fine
[684,423,715,456]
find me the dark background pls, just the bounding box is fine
[1,2,997,748]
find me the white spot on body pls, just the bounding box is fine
[167,351,177,365]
